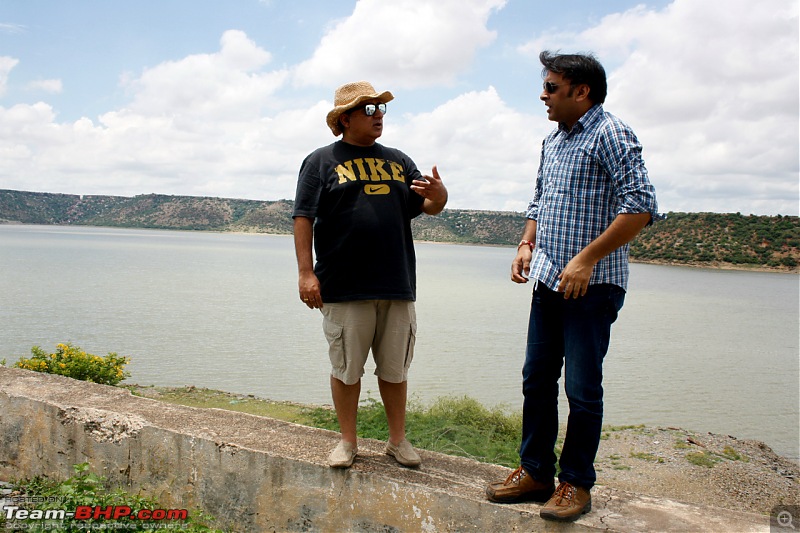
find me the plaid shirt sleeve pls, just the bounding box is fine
[525,141,546,220]
[597,115,658,219]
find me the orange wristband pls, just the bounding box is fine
[517,240,534,251]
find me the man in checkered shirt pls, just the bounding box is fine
[486,51,659,522]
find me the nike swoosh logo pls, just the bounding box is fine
[364,184,390,195]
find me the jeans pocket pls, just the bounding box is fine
[606,286,626,323]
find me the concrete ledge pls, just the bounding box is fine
[0,367,769,532]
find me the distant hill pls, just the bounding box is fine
[1,189,797,271]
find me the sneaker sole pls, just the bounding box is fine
[385,449,421,467]
[540,501,592,522]
[329,456,355,468]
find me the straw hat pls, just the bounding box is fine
[326,81,394,136]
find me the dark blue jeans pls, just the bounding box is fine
[520,282,625,489]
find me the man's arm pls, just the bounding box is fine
[558,212,652,298]
[511,219,537,284]
[293,216,322,309]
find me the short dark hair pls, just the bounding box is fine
[539,50,607,104]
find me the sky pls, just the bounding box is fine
[0,0,798,216]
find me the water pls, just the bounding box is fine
[1,224,798,460]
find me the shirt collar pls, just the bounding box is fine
[558,103,604,135]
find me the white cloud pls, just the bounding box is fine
[0,23,26,35]
[26,79,63,94]
[123,30,286,120]
[390,86,542,212]
[0,56,19,96]
[519,0,799,215]
[0,31,319,200]
[0,0,797,216]
[0,96,331,200]
[0,102,55,178]
[293,0,506,89]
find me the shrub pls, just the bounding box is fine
[4,463,223,532]
[409,395,523,466]
[14,343,130,385]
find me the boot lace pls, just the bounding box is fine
[552,482,576,505]
[504,466,526,486]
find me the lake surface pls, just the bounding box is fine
[1,224,798,460]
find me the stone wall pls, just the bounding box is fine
[0,367,769,532]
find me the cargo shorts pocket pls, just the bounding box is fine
[404,322,417,369]
[323,318,346,372]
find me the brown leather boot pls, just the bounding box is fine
[540,481,592,521]
[485,466,555,503]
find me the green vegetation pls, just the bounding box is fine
[2,189,797,270]
[2,463,223,532]
[604,453,631,470]
[126,386,769,473]
[674,438,749,467]
[308,395,525,467]
[685,450,723,468]
[412,209,522,245]
[13,343,130,386]
[601,424,646,441]
[125,385,334,427]
[604,424,646,432]
[632,212,799,269]
[126,386,530,468]
[684,446,748,468]
[630,451,664,463]
[721,445,748,462]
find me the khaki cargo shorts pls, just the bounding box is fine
[320,300,417,385]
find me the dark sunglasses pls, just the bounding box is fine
[350,103,387,116]
[543,81,568,94]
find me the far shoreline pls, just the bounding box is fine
[629,257,800,274]
[2,222,799,274]
[231,230,800,274]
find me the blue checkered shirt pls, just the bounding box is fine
[526,104,658,291]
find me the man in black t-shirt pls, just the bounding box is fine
[293,81,448,469]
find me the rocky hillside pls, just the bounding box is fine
[0,190,295,234]
[1,189,798,271]
[632,212,799,270]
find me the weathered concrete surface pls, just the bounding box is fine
[0,367,770,532]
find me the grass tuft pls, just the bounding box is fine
[685,451,722,468]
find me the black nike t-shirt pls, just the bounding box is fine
[293,141,425,303]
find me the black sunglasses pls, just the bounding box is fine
[349,103,387,116]
[543,81,568,94]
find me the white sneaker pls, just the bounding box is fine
[328,440,357,468]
